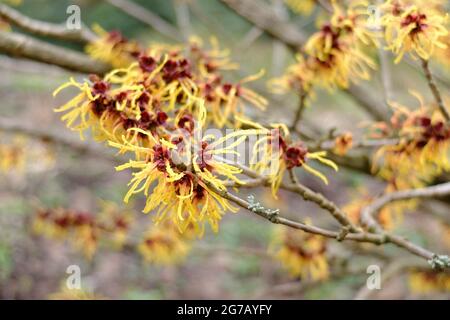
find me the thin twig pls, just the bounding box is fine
[361,182,450,232]
[290,89,308,131]
[0,4,97,43]
[212,159,446,264]
[204,178,440,263]
[421,58,450,121]
[287,169,359,233]
[316,137,399,151]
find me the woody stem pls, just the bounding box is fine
[290,89,308,131]
[421,58,450,121]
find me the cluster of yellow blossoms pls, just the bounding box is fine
[32,201,134,259]
[364,93,450,228]
[381,0,449,63]
[0,134,54,175]
[244,120,338,197]
[55,28,336,238]
[272,0,449,97]
[270,225,329,281]
[32,199,196,265]
[371,93,450,188]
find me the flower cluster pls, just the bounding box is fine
[381,0,449,63]
[55,31,270,236]
[55,24,340,268]
[80,30,266,129]
[0,134,54,175]
[270,225,329,281]
[246,121,337,197]
[270,1,377,97]
[138,221,195,265]
[32,201,133,258]
[365,93,450,223]
[370,93,450,188]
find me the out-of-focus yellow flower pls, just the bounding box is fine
[138,221,192,265]
[0,134,54,175]
[303,1,377,90]
[333,132,353,156]
[32,200,134,259]
[96,199,134,249]
[409,270,450,294]
[382,2,449,63]
[33,208,99,259]
[0,135,26,173]
[284,0,316,16]
[305,29,376,90]
[270,225,329,281]
[367,93,450,220]
[343,192,404,230]
[371,93,450,184]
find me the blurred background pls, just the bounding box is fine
[0,0,449,299]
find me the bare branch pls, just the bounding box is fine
[290,89,308,131]
[219,0,306,49]
[0,4,96,43]
[0,31,110,74]
[421,58,450,121]
[361,181,450,232]
[287,169,359,232]
[212,160,447,264]
[223,158,365,229]
[204,178,440,263]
